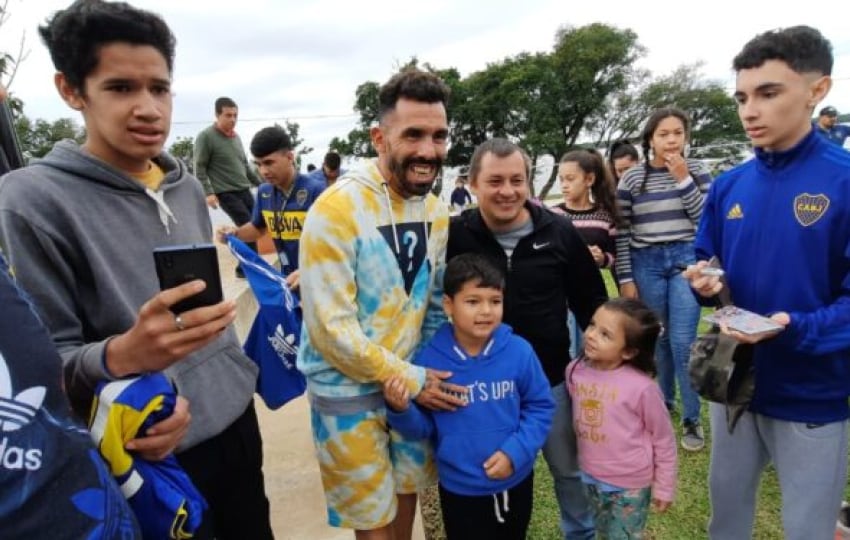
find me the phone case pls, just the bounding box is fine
[702,306,783,335]
[153,244,224,313]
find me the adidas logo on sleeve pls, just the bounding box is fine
[0,352,44,471]
[0,352,46,432]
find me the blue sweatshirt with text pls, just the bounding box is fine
[387,323,554,496]
[694,130,850,423]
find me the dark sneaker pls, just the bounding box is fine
[681,419,705,452]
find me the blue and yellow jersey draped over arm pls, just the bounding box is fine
[88,374,207,540]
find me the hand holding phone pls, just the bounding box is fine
[154,244,224,313]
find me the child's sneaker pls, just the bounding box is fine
[681,419,705,452]
[835,501,850,540]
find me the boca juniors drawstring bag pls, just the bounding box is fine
[227,236,306,409]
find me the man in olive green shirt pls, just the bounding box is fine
[195,97,261,276]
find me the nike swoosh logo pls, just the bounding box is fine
[532,242,550,250]
[261,193,271,198]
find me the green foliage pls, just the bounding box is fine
[14,114,85,159]
[169,136,194,172]
[332,24,746,201]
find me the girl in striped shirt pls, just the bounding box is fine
[615,107,712,452]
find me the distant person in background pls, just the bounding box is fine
[449,175,473,211]
[555,149,620,358]
[615,107,712,453]
[608,139,640,183]
[216,125,325,285]
[813,106,850,146]
[195,96,262,277]
[308,150,344,187]
[306,163,317,173]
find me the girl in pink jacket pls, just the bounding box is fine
[566,298,677,537]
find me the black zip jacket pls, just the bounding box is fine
[448,203,608,386]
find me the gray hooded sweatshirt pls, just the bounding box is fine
[0,141,257,450]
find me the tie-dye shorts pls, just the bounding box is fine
[310,406,437,530]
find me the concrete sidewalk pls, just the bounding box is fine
[218,243,426,540]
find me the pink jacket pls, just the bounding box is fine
[566,359,677,502]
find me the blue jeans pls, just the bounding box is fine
[542,384,595,540]
[630,242,701,424]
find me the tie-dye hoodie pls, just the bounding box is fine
[297,159,448,402]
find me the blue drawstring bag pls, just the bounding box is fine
[227,236,306,409]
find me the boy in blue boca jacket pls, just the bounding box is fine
[384,253,555,539]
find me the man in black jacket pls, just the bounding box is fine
[447,138,608,540]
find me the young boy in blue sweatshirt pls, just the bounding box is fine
[383,253,554,539]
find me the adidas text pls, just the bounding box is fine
[0,436,42,470]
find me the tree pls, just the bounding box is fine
[14,114,85,159]
[169,136,194,172]
[532,23,645,199]
[328,81,380,159]
[635,64,743,160]
[0,0,28,90]
[281,119,313,167]
[585,63,745,166]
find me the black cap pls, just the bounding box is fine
[820,106,838,117]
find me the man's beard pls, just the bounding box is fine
[389,155,443,197]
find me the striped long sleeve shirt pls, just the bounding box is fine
[615,159,712,283]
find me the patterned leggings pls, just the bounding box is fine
[585,484,651,539]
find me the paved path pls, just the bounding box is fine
[218,243,425,540]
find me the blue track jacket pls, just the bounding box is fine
[694,130,850,422]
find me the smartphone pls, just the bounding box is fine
[153,244,224,313]
[700,267,725,277]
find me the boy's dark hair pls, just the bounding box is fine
[444,253,504,298]
[733,25,833,75]
[607,139,640,181]
[378,69,450,122]
[602,298,662,376]
[250,125,293,158]
[468,138,531,184]
[323,151,341,171]
[38,0,176,93]
[215,96,237,115]
[639,106,690,193]
[559,148,622,226]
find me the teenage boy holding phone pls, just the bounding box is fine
[0,1,272,538]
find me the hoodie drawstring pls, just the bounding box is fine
[380,179,432,271]
[492,490,509,523]
[380,182,401,254]
[145,188,177,235]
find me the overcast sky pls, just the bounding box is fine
[2,0,848,170]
